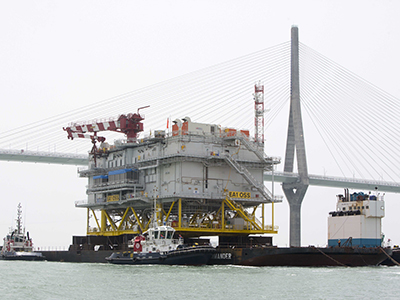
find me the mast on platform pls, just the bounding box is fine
[254,82,265,150]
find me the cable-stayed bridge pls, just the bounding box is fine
[0,149,87,165]
[1,27,399,246]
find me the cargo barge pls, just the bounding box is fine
[37,186,394,266]
[39,187,393,266]
[47,87,394,267]
[40,235,391,266]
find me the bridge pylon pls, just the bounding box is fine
[282,26,309,247]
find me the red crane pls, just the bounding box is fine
[63,106,149,165]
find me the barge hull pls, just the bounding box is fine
[210,247,391,266]
[40,250,114,263]
[40,246,391,266]
[242,247,389,266]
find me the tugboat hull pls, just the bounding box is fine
[1,251,45,261]
[107,247,215,266]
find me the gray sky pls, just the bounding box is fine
[1,0,399,248]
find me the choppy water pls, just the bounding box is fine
[0,261,399,299]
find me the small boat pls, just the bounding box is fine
[381,245,400,266]
[1,203,45,261]
[106,225,215,265]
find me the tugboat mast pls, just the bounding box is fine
[16,203,23,235]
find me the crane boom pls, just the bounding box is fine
[63,106,149,143]
[63,106,149,166]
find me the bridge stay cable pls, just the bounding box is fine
[299,43,400,181]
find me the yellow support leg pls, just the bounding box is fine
[251,206,257,216]
[221,200,225,230]
[103,210,117,231]
[130,207,144,233]
[144,219,151,231]
[90,209,101,232]
[101,210,107,233]
[117,207,131,231]
[272,202,275,231]
[224,197,262,230]
[165,201,175,223]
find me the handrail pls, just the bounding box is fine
[223,153,281,202]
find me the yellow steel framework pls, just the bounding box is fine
[87,207,151,236]
[86,196,277,237]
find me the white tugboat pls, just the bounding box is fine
[106,224,215,265]
[1,203,45,261]
[106,198,215,265]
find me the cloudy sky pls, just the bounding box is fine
[1,0,399,248]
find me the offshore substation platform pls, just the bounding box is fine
[63,83,283,253]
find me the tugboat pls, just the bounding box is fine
[1,203,45,261]
[106,225,215,265]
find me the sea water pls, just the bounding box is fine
[0,261,399,299]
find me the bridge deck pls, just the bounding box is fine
[264,171,400,193]
[0,149,87,166]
